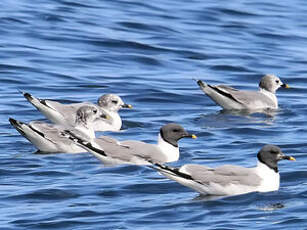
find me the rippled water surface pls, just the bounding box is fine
[1,0,307,229]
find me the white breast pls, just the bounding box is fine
[93,111,122,131]
[259,89,278,109]
[108,111,122,130]
[254,161,280,192]
[157,134,180,162]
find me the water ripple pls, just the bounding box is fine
[1,0,307,229]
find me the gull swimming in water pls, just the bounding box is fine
[154,145,295,197]
[197,74,289,111]
[62,123,197,165]
[9,105,108,153]
[21,91,132,131]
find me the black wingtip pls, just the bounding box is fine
[153,162,176,173]
[197,80,206,88]
[153,163,198,182]
[61,130,89,147]
[61,130,80,142]
[18,90,33,101]
[9,117,27,136]
[148,162,166,171]
[9,117,25,127]
[62,130,108,157]
[208,85,243,105]
[9,117,18,126]
[22,92,33,101]
[154,162,166,169]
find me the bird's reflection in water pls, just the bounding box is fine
[196,108,279,128]
[192,194,229,202]
[192,193,285,212]
[257,202,285,211]
[219,108,279,122]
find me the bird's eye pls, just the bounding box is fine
[93,109,97,114]
[275,80,280,84]
[112,100,118,104]
[173,129,180,132]
[270,150,279,154]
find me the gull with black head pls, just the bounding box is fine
[154,145,295,197]
[62,123,197,165]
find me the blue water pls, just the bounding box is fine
[1,0,307,229]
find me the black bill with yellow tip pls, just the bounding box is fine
[122,104,133,109]
[282,83,290,88]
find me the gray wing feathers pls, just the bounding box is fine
[96,136,119,145]
[215,85,239,92]
[93,139,167,163]
[228,91,275,108]
[44,101,91,120]
[29,121,68,144]
[198,80,276,109]
[121,140,168,163]
[182,164,261,187]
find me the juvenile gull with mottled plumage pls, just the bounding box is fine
[21,91,132,131]
[9,105,107,153]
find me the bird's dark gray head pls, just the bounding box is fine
[259,74,289,93]
[75,105,106,126]
[97,94,132,112]
[160,123,196,147]
[257,144,295,172]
